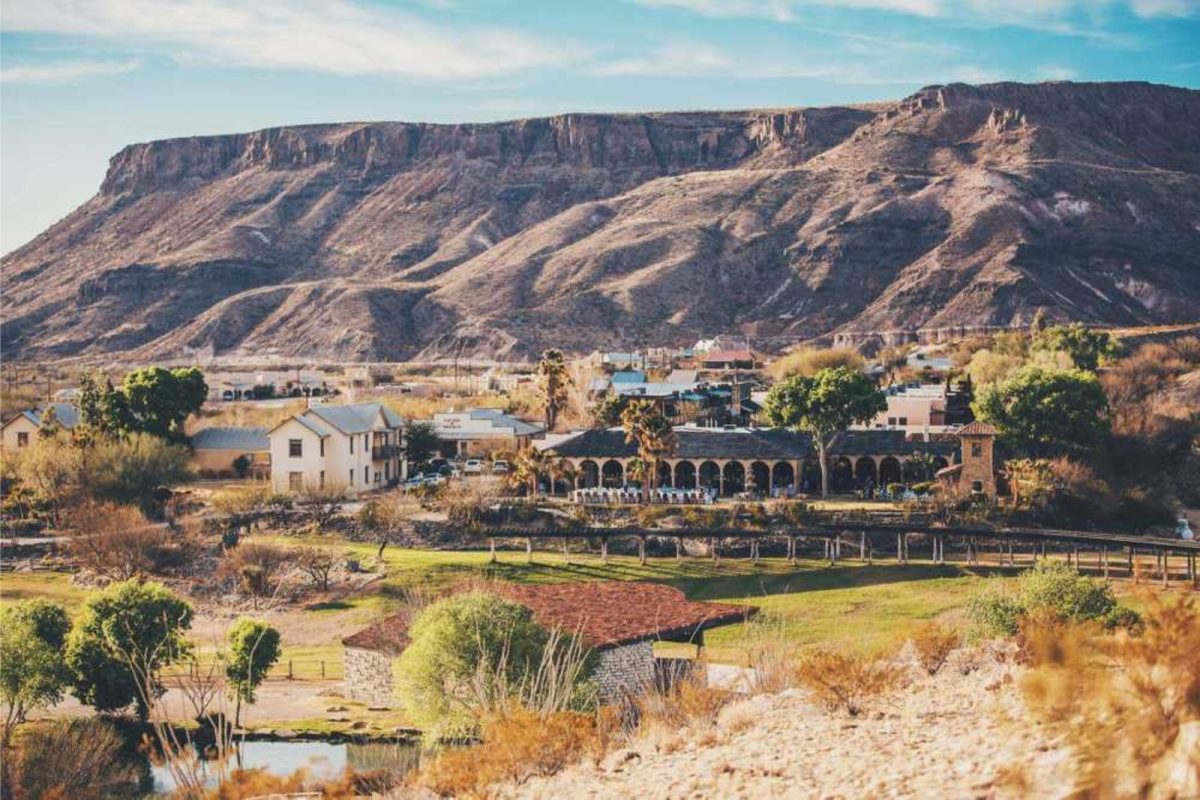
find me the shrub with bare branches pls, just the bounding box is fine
[793,649,905,716]
[5,718,137,800]
[220,542,291,596]
[295,483,348,529]
[294,545,336,591]
[67,501,186,580]
[910,622,960,675]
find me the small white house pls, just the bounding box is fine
[268,403,405,495]
[0,403,79,451]
[427,408,544,458]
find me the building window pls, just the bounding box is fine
[349,437,354,454]
[289,439,302,457]
[288,472,304,491]
[319,439,324,457]
[971,442,983,457]
[970,480,984,492]
[364,466,369,484]
[898,417,908,426]
[348,469,354,486]
[887,417,897,426]
[319,471,325,488]
[364,434,370,451]
[16,432,29,448]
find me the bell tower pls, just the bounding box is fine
[956,421,997,495]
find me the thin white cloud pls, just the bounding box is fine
[1,0,583,79]
[1034,64,1079,80]
[592,43,734,76]
[0,58,140,84]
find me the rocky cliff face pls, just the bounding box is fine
[3,81,1197,362]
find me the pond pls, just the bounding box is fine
[148,738,421,794]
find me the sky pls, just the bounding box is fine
[1,0,1198,254]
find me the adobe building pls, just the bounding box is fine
[935,421,998,495]
[341,581,754,707]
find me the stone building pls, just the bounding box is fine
[936,421,998,495]
[544,425,959,496]
[341,581,754,708]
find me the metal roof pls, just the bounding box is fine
[305,402,399,434]
[13,403,81,429]
[191,426,269,451]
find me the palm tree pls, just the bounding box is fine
[537,349,571,432]
[620,400,676,499]
[510,447,549,496]
[542,451,572,496]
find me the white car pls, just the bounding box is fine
[421,473,445,487]
[491,459,510,474]
[463,459,483,475]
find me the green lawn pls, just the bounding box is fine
[0,571,91,613]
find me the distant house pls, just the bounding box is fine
[191,426,270,479]
[268,402,405,495]
[0,403,79,451]
[610,370,646,384]
[341,581,755,706]
[701,349,760,370]
[427,408,544,458]
[857,380,974,435]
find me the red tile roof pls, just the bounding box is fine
[342,581,755,653]
[956,421,998,436]
[702,349,756,363]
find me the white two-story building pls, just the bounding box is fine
[268,403,405,496]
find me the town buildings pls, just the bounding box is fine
[0,403,79,450]
[268,402,405,495]
[190,426,270,479]
[426,408,544,458]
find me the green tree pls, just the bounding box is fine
[225,618,282,727]
[77,370,105,433]
[101,378,136,435]
[120,366,208,439]
[1032,323,1116,372]
[11,435,84,526]
[1,601,72,748]
[536,349,571,432]
[403,421,440,471]
[394,592,589,740]
[591,394,624,428]
[84,432,193,515]
[65,579,193,720]
[763,367,886,498]
[620,400,676,498]
[972,367,1110,457]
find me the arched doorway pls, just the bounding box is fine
[879,456,902,486]
[579,460,599,488]
[656,461,672,488]
[699,461,721,491]
[932,456,949,473]
[675,461,697,489]
[602,460,624,488]
[749,461,770,494]
[800,458,821,493]
[722,462,745,496]
[830,457,854,494]
[854,457,877,489]
[771,462,795,495]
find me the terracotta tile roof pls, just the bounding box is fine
[341,581,755,654]
[956,421,998,436]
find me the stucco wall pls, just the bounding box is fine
[344,646,396,707]
[595,641,655,703]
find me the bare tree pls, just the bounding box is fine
[296,483,348,529]
[295,545,336,591]
[67,501,180,581]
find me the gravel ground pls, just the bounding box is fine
[501,650,1078,799]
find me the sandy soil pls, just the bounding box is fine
[502,651,1078,799]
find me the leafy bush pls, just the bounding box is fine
[393,592,596,741]
[793,649,904,716]
[1,601,71,741]
[886,483,905,497]
[910,622,959,675]
[965,561,1138,640]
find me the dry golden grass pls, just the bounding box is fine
[910,622,960,676]
[793,649,905,716]
[1019,595,1200,797]
[414,707,615,799]
[636,671,735,731]
[199,767,362,799]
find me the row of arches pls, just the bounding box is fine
[571,455,949,496]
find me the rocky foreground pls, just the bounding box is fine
[500,651,1077,799]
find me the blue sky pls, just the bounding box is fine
[2,0,1198,254]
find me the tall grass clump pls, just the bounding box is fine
[909,622,960,675]
[793,649,905,716]
[1019,595,1200,797]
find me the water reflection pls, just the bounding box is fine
[149,739,420,793]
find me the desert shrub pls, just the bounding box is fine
[294,545,337,590]
[84,432,193,515]
[220,542,291,596]
[6,718,138,800]
[910,622,960,675]
[886,482,905,497]
[635,504,670,527]
[415,707,612,798]
[964,578,1025,639]
[1019,595,1200,796]
[768,347,865,380]
[200,767,360,800]
[793,649,904,716]
[636,671,733,730]
[393,592,596,741]
[439,482,497,529]
[295,484,348,528]
[67,501,186,580]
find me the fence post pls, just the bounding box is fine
[489,538,496,563]
[288,660,294,679]
[321,661,326,679]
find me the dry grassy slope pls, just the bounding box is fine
[2,81,1198,362]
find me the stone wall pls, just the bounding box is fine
[596,641,655,703]
[344,646,395,707]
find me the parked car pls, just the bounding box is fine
[463,459,483,475]
[421,473,445,487]
[436,463,456,477]
[491,459,510,474]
